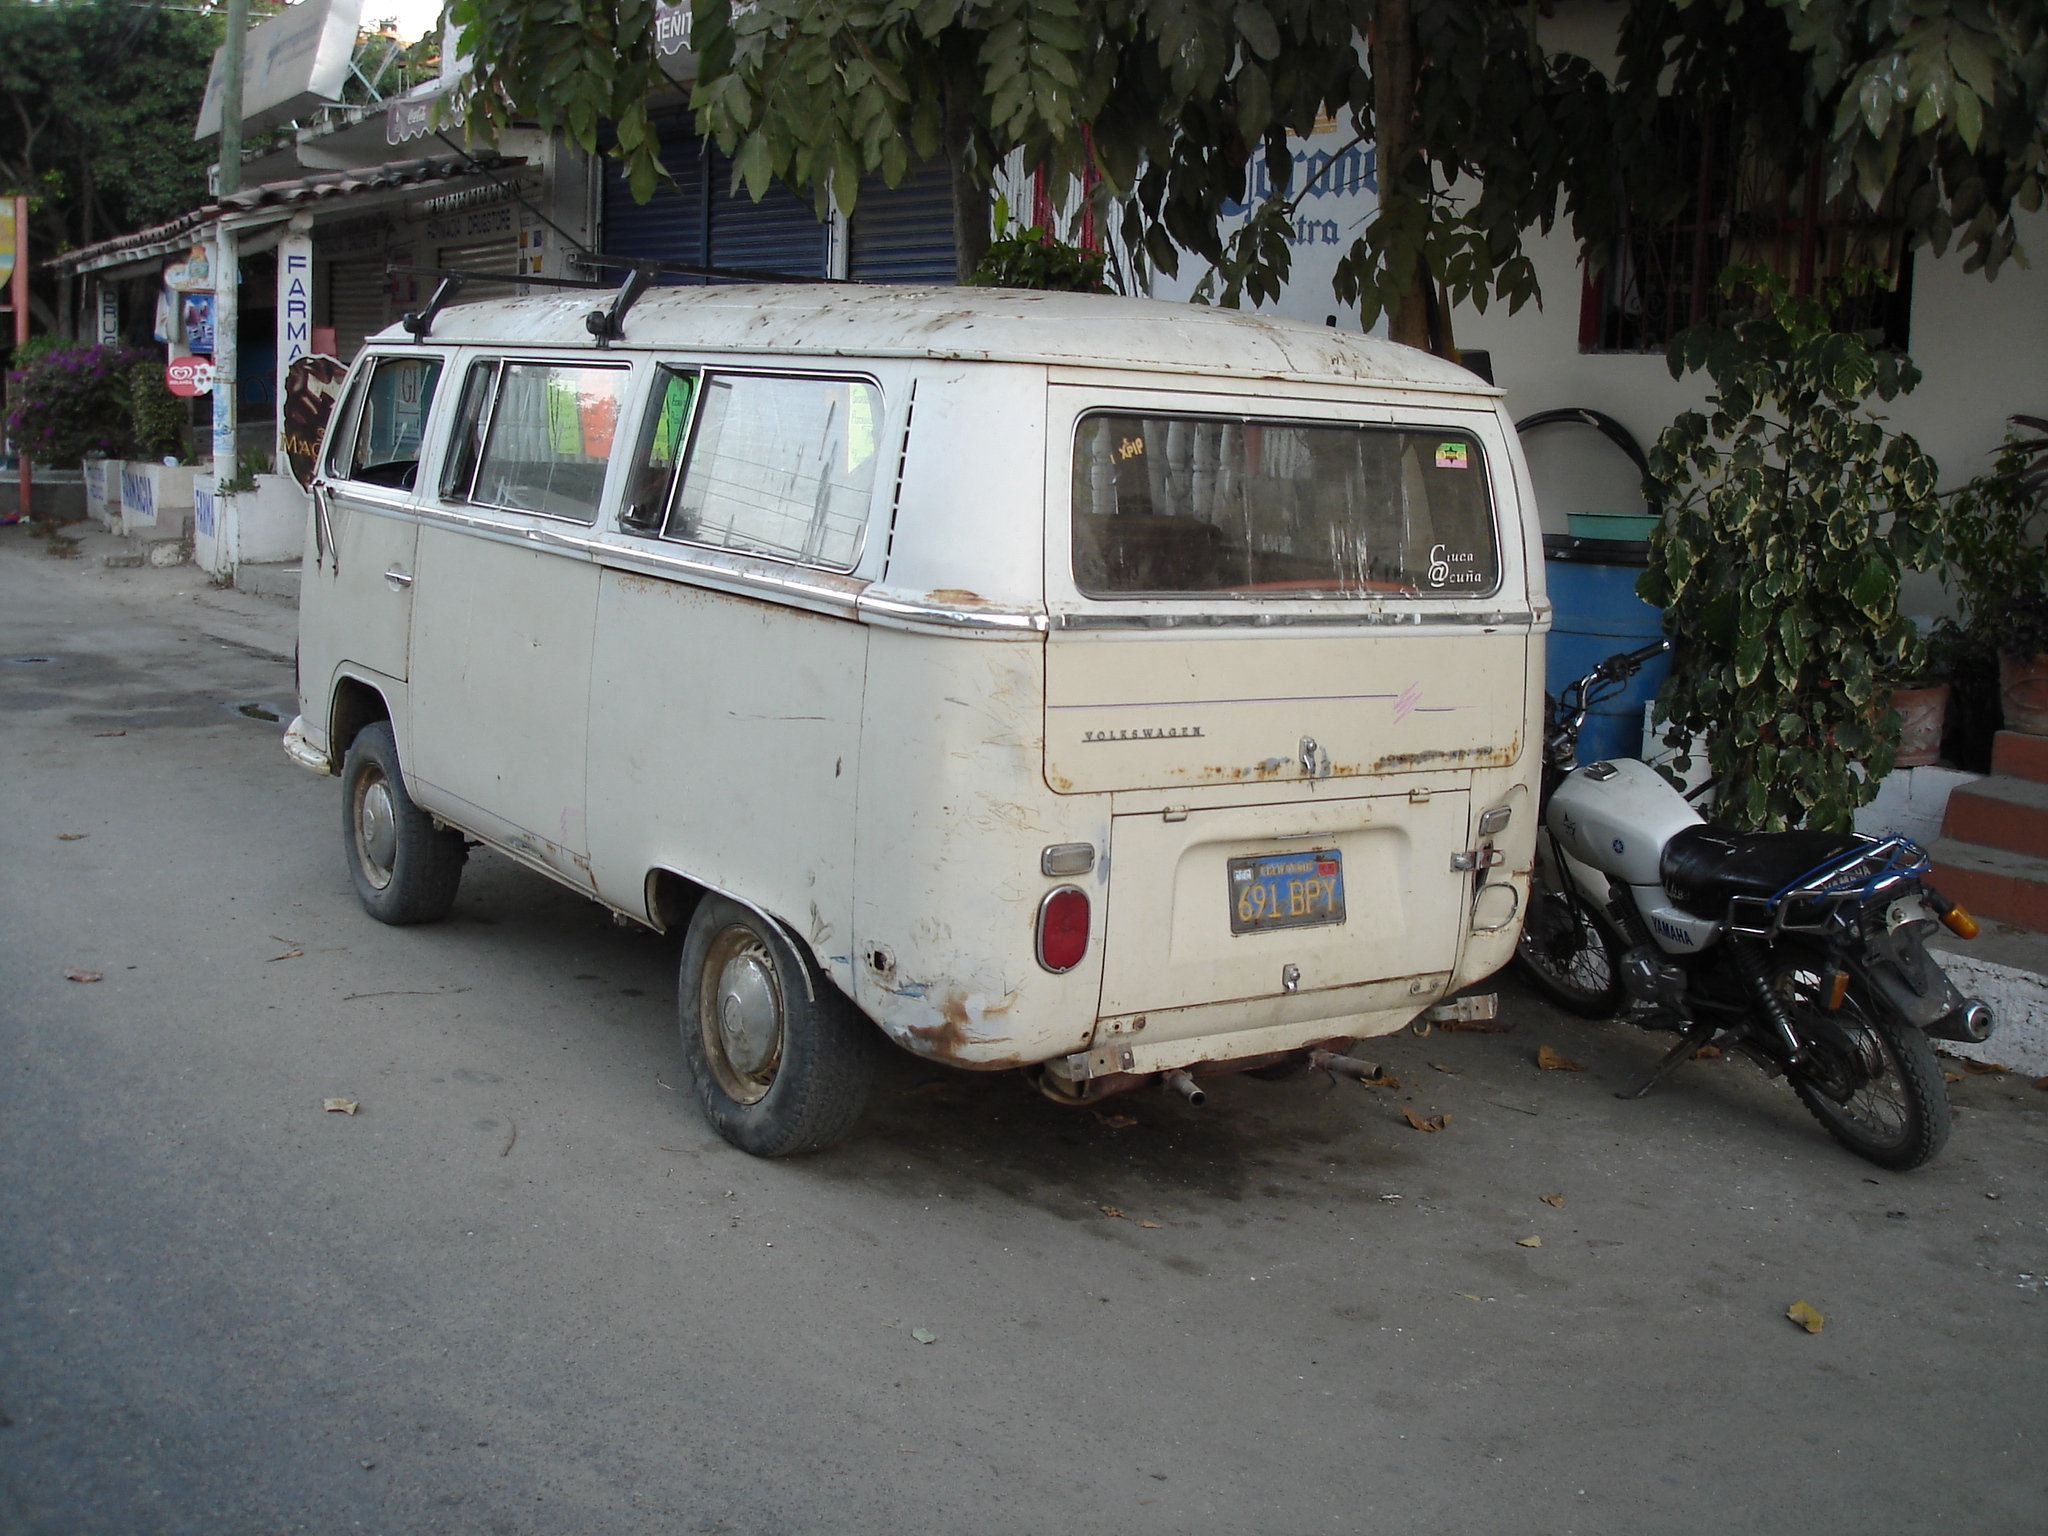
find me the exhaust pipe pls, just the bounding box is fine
[1310,1048,1389,1084]
[1926,998,1996,1044]
[1164,1069,1206,1106]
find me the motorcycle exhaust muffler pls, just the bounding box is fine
[1925,998,1996,1044]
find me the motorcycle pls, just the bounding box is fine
[1512,639,1995,1170]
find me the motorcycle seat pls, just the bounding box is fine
[1660,825,1862,919]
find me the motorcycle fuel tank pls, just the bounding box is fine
[1546,757,1704,887]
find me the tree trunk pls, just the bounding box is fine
[945,82,991,284]
[1371,0,1434,351]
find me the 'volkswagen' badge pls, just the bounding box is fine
[1612,837,1626,855]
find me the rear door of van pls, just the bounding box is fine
[1041,383,1534,1022]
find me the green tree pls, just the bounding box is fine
[448,1,2048,348]
[0,0,225,333]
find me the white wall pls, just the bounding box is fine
[1452,208,2048,616]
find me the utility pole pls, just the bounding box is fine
[210,0,247,481]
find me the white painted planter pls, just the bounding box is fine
[237,474,309,565]
[82,459,121,531]
[119,462,198,541]
[192,475,225,575]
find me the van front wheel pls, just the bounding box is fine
[678,897,875,1156]
[340,721,465,924]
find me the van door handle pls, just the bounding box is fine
[384,567,413,590]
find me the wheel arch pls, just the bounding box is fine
[645,866,823,1005]
[329,673,392,765]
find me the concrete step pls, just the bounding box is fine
[1930,837,2048,935]
[1991,729,2048,784]
[234,561,300,605]
[1939,775,2048,863]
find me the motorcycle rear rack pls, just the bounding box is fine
[1725,835,1932,939]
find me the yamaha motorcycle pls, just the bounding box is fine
[1513,639,1995,1170]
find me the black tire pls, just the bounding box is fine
[1512,843,1625,1017]
[677,896,875,1156]
[339,720,466,925]
[1785,977,1951,1171]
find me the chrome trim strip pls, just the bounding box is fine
[594,537,867,621]
[856,589,1047,634]
[1052,609,1537,631]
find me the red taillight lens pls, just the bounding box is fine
[1037,886,1090,973]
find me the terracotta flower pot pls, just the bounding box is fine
[2000,652,2048,737]
[1892,683,1950,767]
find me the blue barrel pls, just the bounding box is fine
[1543,534,1671,764]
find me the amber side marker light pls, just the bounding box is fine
[1926,887,1980,940]
[1826,970,1851,1012]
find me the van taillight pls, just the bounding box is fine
[1037,886,1090,973]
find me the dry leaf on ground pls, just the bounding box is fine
[56,833,87,841]
[1099,1205,1126,1219]
[2034,1076,2048,1092]
[267,947,304,962]
[1429,1062,1460,1074]
[1138,1219,1162,1230]
[1962,1059,2009,1075]
[63,966,102,983]
[1786,1299,1825,1334]
[1094,1112,1138,1129]
[1536,1045,1584,1072]
[1943,1071,1965,1083]
[1401,1109,1449,1133]
[1693,1044,1722,1059]
[1540,1192,1565,1208]
[1516,1235,1543,1248]
[93,730,125,738]
[1360,1068,1402,1090]
[323,1097,359,1115]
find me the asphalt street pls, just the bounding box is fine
[2,523,2044,1535]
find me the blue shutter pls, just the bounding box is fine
[848,159,958,283]
[599,113,706,281]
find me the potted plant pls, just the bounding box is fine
[1945,417,2048,736]
[119,360,201,542]
[1640,267,1946,832]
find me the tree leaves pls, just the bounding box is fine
[1645,267,1943,833]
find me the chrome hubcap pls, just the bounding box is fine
[354,773,397,890]
[702,930,783,1105]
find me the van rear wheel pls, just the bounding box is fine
[677,897,875,1156]
[340,721,466,924]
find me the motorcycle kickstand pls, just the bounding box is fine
[1615,1021,1719,1101]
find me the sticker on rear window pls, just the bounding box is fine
[1435,442,1469,469]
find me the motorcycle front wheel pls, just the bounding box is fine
[1783,975,1951,1171]
[1512,847,1625,1018]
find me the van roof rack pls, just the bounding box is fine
[387,253,838,346]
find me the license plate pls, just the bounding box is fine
[1228,848,1346,934]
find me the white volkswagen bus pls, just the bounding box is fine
[285,285,1546,1155]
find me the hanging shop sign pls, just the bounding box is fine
[181,292,216,355]
[282,353,350,488]
[166,356,216,397]
[195,0,366,138]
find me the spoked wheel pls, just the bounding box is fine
[1780,967,1950,1171]
[1512,844,1625,1017]
[678,896,875,1156]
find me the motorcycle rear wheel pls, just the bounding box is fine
[1512,852,1625,1018]
[1784,980,1951,1171]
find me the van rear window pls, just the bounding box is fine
[1071,414,1499,599]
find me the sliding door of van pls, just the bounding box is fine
[403,358,629,888]
[1041,385,1535,1020]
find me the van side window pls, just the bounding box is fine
[327,356,444,490]
[471,363,629,525]
[664,373,880,570]
[620,366,699,531]
[439,359,500,502]
[1071,414,1501,599]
